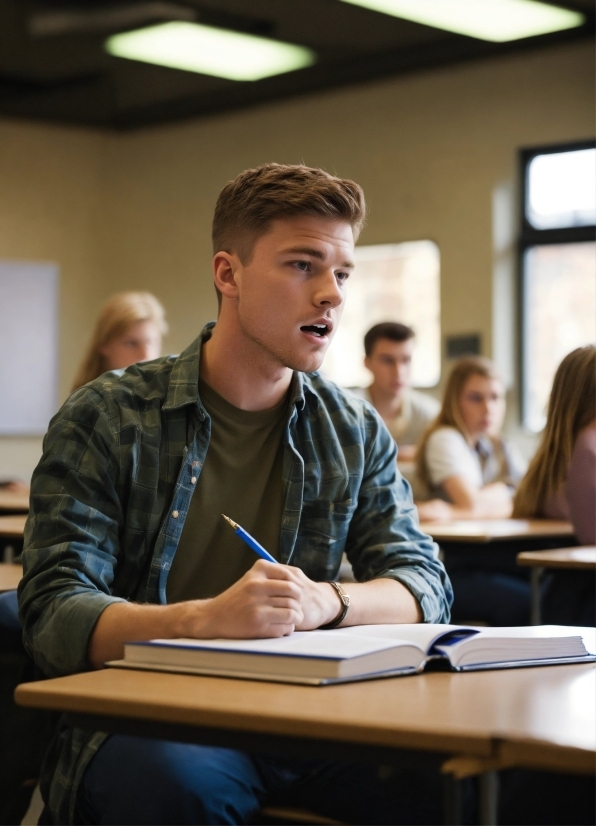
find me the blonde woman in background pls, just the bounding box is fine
[414,356,528,625]
[415,356,526,520]
[514,345,595,625]
[71,291,167,391]
[0,291,168,655]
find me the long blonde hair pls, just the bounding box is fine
[71,291,168,391]
[513,345,596,517]
[415,356,504,490]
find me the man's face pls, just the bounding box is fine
[364,338,413,399]
[225,215,355,373]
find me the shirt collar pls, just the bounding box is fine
[162,322,214,413]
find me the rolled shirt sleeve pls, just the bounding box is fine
[346,408,453,624]
[19,389,128,677]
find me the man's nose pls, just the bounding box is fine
[314,270,343,307]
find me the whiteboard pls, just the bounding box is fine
[0,261,59,435]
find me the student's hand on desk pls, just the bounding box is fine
[415,499,453,521]
[198,560,304,639]
[200,563,338,635]
[396,444,417,462]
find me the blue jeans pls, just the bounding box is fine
[77,734,445,825]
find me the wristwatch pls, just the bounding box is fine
[320,581,350,629]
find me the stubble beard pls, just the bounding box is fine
[238,315,327,375]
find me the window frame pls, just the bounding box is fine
[518,138,596,429]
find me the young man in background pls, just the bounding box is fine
[354,322,440,461]
[20,164,451,825]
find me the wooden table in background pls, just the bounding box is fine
[420,519,574,544]
[0,563,22,591]
[0,489,29,513]
[0,514,27,539]
[517,546,596,625]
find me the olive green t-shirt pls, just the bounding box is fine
[166,378,288,603]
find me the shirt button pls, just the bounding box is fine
[191,476,197,484]
[172,510,179,519]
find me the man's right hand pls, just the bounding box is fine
[88,560,304,667]
[184,560,304,639]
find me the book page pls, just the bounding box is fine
[333,623,478,653]
[435,625,594,668]
[136,631,418,660]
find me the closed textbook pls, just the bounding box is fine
[109,624,596,685]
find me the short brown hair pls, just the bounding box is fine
[212,162,366,277]
[364,322,415,357]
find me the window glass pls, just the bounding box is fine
[321,240,440,388]
[523,241,595,432]
[527,148,596,230]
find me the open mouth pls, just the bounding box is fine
[300,323,329,338]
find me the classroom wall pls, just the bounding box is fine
[0,39,593,480]
[0,121,106,480]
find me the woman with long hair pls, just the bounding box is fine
[0,291,169,720]
[415,356,525,521]
[414,356,528,625]
[513,345,595,625]
[71,291,167,391]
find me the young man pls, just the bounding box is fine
[355,322,440,461]
[19,164,451,825]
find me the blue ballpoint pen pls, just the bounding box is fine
[221,514,278,564]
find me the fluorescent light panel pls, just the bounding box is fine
[105,21,316,81]
[338,0,584,42]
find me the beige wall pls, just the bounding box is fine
[0,121,106,480]
[0,39,594,480]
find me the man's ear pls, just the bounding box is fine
[213,251,240,301]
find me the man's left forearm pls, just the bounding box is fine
[339,577,422,625]
[314,577,422,628]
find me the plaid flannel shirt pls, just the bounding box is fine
[19,323,452,824]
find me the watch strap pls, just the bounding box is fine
[320,581,350,629]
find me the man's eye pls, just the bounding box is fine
[336,272,350,283]
[294,261,310,271]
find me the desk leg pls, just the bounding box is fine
[530,567,544,626]
[2,544,15,564]
[479,771,499,826]
[443,775,463,826]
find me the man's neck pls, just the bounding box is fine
[200,317,293,412]
[368,384,405,420]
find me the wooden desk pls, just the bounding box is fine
[0,514,27,538]
[16,660,595,775]
[517,547,596,570]
[0,563,22,591]
[517,547,596,625]
[0,489,29,513]
[420,519,574,544]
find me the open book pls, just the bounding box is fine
[109,624,596,685]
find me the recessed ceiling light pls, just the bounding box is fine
[105,21,316,81]
[338,0,584,42]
